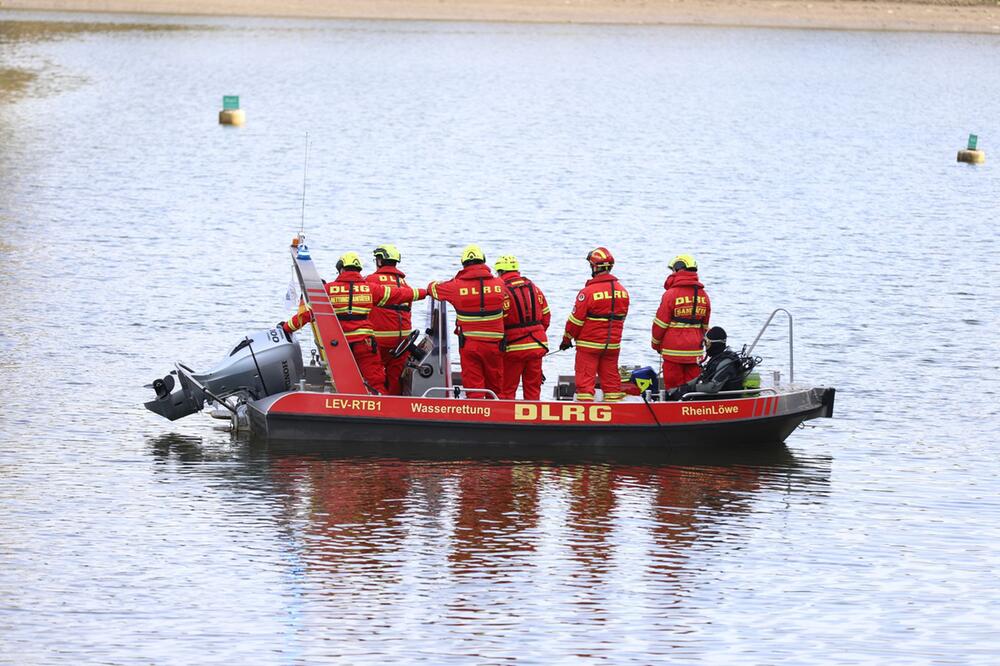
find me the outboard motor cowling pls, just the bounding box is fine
[145,327,303,421]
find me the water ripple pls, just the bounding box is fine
[2,13,1000,665]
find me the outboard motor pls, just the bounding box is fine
[144,327,303,421]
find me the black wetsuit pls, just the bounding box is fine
[666,348,745,400]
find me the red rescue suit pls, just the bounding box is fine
[499,271,551,400]
[563,272,630,402]
[283,271,425,392]
[651,270,711,389]
[366,265,419,395]
[428,263,505,398]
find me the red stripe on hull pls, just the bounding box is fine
[267,393,762,427]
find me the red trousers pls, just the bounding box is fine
[501,347,545,400]
[350,339,386,393]
[574,348,624,401]
[459,339,503,398]
[662,360,701,389]
[377,342,410,395]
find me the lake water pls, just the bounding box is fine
[1,10,999,663]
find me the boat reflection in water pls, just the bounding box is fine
[149,435,831,584]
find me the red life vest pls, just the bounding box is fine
[651,270,711,364]
[283,270,422,343]
[428,263,506,342]
[366,265,418,344]
[564,272,630,351]
[500,271,551,352]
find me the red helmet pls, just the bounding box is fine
[587,246,615,270]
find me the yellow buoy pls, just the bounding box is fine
[219,95,244,126]
[958,134,984,163]
[957,149,985,164]
[218,108,245,126]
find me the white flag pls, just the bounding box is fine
[283,278,299,312]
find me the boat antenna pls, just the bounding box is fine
[299,132,310,235]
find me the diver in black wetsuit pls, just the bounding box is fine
[665,326,751,400]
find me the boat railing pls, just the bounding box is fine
[421,386,500,400]
[747,308,794,384]
[679,388,778,401]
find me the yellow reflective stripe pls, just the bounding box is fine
[660,348,702,357]
[373,329,413,339]
[576,340,621,350]
[455,313,503,322]
[505,341,546,352]
[411,286,420,300]
[541,306,551,314]
[334,307,372,315]
[575,393,594,401]
[429,282,439,299]
[603,392,626,401]
[567,314,584,326]
[651,338,661,347]
[377,286,392,306]
[461,331,504,340]
[668,322,703,329]
[653,317,669,329]
[344,328,375,338]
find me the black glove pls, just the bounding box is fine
[559,338,573,351]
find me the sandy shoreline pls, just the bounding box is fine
[2,0,1000,34]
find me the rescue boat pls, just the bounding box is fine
[143,237,835,448]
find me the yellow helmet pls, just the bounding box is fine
[494,255,519,272]
[336,251,363,271]
[669,254,698,271]
[373,244,401,262]
[461,244,486,266]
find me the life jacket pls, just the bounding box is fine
[500,272,551,352]
[366,265,415,343]
[651,270,711,363]
[283,270,421,344]
[427,263,506,342]
[324,271,379,343]
[564,272,630,351]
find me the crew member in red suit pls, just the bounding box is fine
[495,255,551,400]
[281,251,426,393]
[559,247,630,402]
[427,245,505,398]
[651,254,711,389]
[366,244,420,395]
